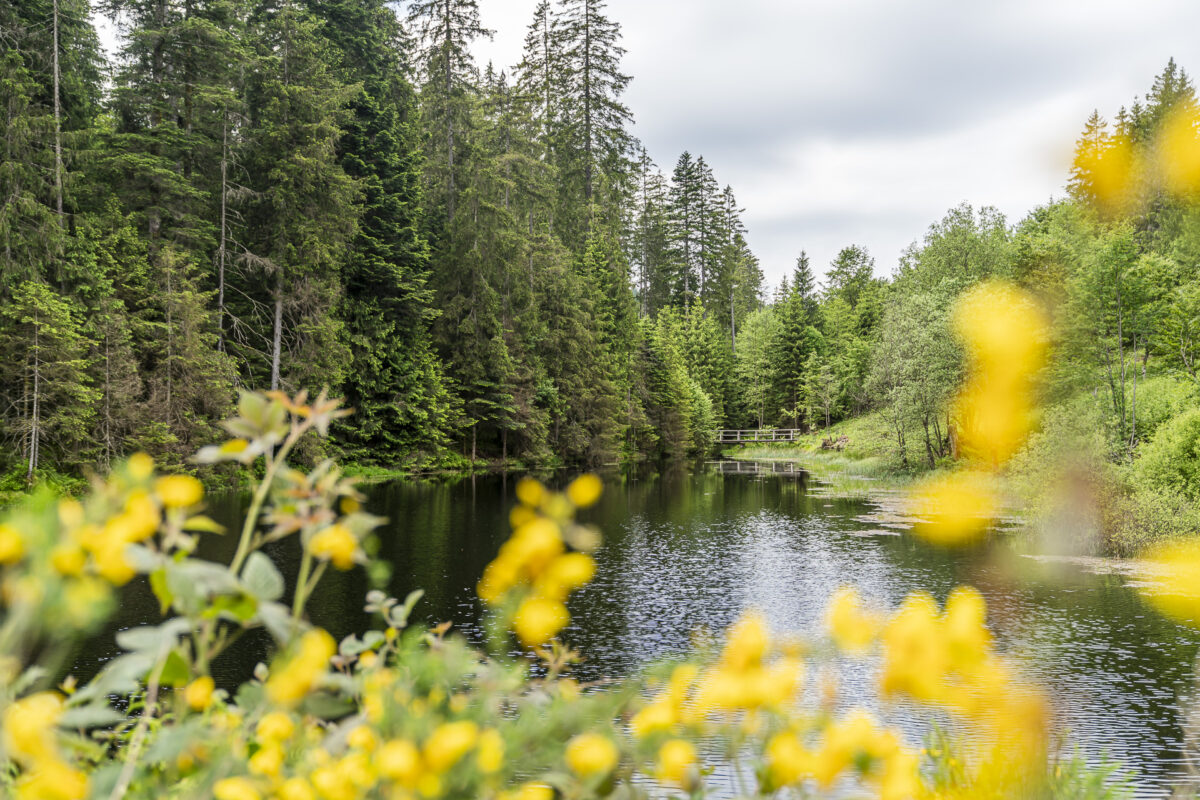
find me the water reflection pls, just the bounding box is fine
[71,462,1200,797]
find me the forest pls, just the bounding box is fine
[2,0,1200,552]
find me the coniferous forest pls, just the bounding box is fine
[1,0,773,480]
[4,0,1200,557]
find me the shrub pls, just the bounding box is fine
[1135,407,1200,500]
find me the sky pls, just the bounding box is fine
[471,0,1200,288]
[97,0,1200,288]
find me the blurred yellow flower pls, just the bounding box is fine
[0,522,23,564]
[128,451,154,481]
[256,711,295,744]
[1073,132,1139,216]
[655,739,696,788]
[513,596,569,647]
[184,676,215,711]
[213,776,261,800]
[155,474,204,509]
[3,692,63,765]
[1158,103,1200,196]
[266,629,335,707]
[564,732,618,778]
[476,729,504,773]
[277,777,316,800]
[515,477,545,508]
[827,586,881,653]
[13,758,88,800]
[309,524,358,570]
[565,474,602,508]
[534,552,595,601]
[910,471,998,546]
[423,721,479,773]
[1139,539,1200,627]
[376,739,422,785]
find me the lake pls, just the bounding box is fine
[73,460,1200,797]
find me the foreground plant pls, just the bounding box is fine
[0,390,1130,799]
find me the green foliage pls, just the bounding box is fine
[1134,408,1200,500]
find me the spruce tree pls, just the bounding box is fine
[310,0,458,460]
[237,0,358,392]
[553,0,633,245]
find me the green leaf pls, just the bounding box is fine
[150,568,173,616]
[60,703,126,729]
[242,552,284,601]
[388,589,424,629]
[157,649,191,688]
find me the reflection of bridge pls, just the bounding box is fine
[710,459,804,475]
[715,429,802,445]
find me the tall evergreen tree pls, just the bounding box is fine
[553,0,632,245]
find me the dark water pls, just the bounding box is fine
[73,461,1200,797]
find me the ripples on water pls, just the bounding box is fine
[73,462,1200,797]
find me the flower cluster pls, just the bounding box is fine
[911,281,1048,545]
[0,393,1128,800]
[477,475,601,648]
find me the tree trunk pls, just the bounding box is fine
[27,312,41,484]
[52,0,64,225]
[270,276,283,391]
[217,116,229,352]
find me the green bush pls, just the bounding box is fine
[1133,375,1198,443]
[1135,407,1200,500]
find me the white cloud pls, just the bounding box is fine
[95,0,1200,287]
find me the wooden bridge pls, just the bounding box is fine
[715,429,803,445]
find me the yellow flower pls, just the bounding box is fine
[564,733,618,778]
[348,725,379,752]
[111,490,161,542]
[827,586,881,653]
[3,692,64,764]
[277,777,316,800]
[57,500,83,530]
[64,577,112,628]
[513,596,569,647]
[1073,132,1139,216]
[720,611,769,671]
[514,783,554,800]
[376,739,422,785]
[91,537,136,585]
[155,474,204,508]
[766,731,813,787]
[128,451,154,480]
[1139,539,1200,627]
[534,552,596,600]
[476,729,504,773]
[910,471,997,546]
[256,711,296,744]
[266,629,335,707]
[13,758,88,800]
[515,477,546,508]
[0,522,24,564]
[50,544,86,577]
[184,676,215,711]
[213,777,261,800]
[630,700,675,738]
[309,524,358,570]
[656,739,696,788]
[248,743,284,777]
[423,721,479,773]
[565,474,602,508]
[1158,103,1200,196]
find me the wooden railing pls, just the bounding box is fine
[714,429,802,444]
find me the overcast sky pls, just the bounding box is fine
[97,1,1200,288]
[470,0,1200,288]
